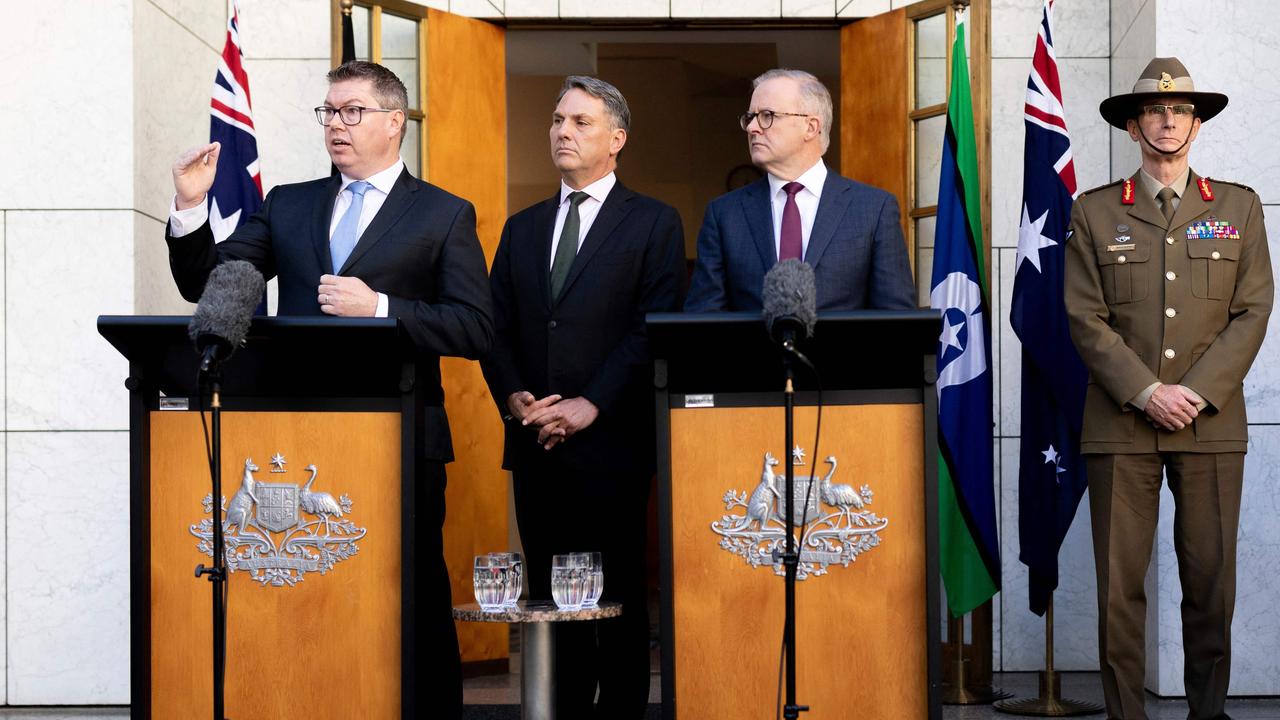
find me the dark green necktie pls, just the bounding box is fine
[550,191,589,300]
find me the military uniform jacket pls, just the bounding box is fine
[1065,169,1273,454]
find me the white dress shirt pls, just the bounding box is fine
[767,159,828,260]
[548,172,617,270]
[168,158,407,317]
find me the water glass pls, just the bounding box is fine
[573,552,603,608]
[473,554,510,612]
[550,554,589,611]
[489,551,523,607]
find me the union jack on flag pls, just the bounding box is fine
[208,1,263,243]
[1009,0,1090,617]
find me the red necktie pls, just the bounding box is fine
[779,181,805,261]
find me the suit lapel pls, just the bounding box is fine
[740,178,777,269]
[312,174,343,275]
[1171,169,1211,229]
[1127,171,1170,231]
[535,191,559,309]
[338,168,419,275]
[556,182,636,303]
[803,174,853,269]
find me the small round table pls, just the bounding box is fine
[453,601,621,720]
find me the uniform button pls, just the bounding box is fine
[1166,271,1177,281]
[1166,236,1175,245]
[1211,250,1222,260]
[548,320,558,329]
[1117,255,1127,264]
[1166,307,1177,318]
[1164,348,1176,359]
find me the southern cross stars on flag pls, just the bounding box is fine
[1009,0,1090,617]
[208,1,263,244]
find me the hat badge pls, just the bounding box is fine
[1158,72,1175,91]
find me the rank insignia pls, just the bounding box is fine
[1198,177,1214,201]
[1186,219,1239,240]
[1121,178,1135,205]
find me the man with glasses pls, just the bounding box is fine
[1065,57,1272,720]
[685,68,914,311]
[165,60,492,719]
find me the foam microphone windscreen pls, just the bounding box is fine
[762,258,817,341]
[187,260,266,355]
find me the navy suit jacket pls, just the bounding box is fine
[684,172,916,311]
[481,181,686,481]
[166,168,494,461]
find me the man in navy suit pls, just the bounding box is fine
[482,76,686,718]
[165,61,491,719]
[685,68,916,311]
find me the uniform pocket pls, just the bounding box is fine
[1094,240,1151,304]
[1187,238,1241,300]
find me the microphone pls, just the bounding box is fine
[762,259,817,352]
[188,260,266,372]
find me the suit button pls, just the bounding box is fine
[1211,250,1222,260]
[1117,255,1127,264]
[548,320,558,329]
[1166,307,1176,318]
[1166,236,1175,245]
[1164,348,1176,359]
[1166,271,1177,281]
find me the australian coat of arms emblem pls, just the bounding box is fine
[711,448,888,579]
[190,454,368,587]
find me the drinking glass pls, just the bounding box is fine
[573,552,603,608]
[473,554,509,612]
[489,551,523,607]
[550,553,588,611]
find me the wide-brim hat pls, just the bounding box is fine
[1099,57,1228,129]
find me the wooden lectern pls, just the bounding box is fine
[100,316,427,719]
[649,311,943,720]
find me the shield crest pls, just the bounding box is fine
[772,474,822,528]
[255,483,300,532]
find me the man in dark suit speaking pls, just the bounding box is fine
[165,61,491,718]
[685,68,916,311]
[481,76,686,718]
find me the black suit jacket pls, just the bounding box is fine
[684,172,916,311]
[167,168,494,461]
[481,180,686,479]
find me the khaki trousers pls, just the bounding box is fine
[1086,452,1243,720]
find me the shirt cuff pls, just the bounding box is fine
[1130,382,1160,412]
[169,195,209,238]
[375,292,389,318]
[1181,385,1209,412]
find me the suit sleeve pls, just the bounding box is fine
[581,206,687,416]
[479,219,524,414]
[1180,193,1273,410]
[1064,198,1158,407]
[868,192,917,310]
[165,188,280,303]
[385,201,494,359]
[684,202,727,312]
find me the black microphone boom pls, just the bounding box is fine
[188,260,266,372]
[762,259,817,350]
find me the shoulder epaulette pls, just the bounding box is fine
[1206,177,1256,194]
[1077,178,1125,200]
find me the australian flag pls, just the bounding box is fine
[208,1,263,244]
[1009,0,1090,617]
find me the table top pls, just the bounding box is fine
[452,600,621,623]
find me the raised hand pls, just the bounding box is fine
[172,142,221,210]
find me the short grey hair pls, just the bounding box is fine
[557,75,632,134]
[753,68,833,153]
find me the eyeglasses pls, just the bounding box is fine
[1141,103,1196,118]
[314,105,396,126]
[739,109,810,131]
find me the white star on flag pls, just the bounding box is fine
[939,315,965,352]
[1016,203,1058,274]
[1041,444,1067,481]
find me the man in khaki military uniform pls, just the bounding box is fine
[1065,57,1273,720]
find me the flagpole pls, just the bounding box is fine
[941,610,1013,704]
[994,596,1103,716]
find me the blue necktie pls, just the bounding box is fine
[330,180,371,272]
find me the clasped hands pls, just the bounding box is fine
[1143,383,1201,432]
[507,391,599,450]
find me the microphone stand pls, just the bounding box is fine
[780,340,809,720]
[194,363,228,720]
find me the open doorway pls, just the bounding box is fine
[506,28,842,258]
